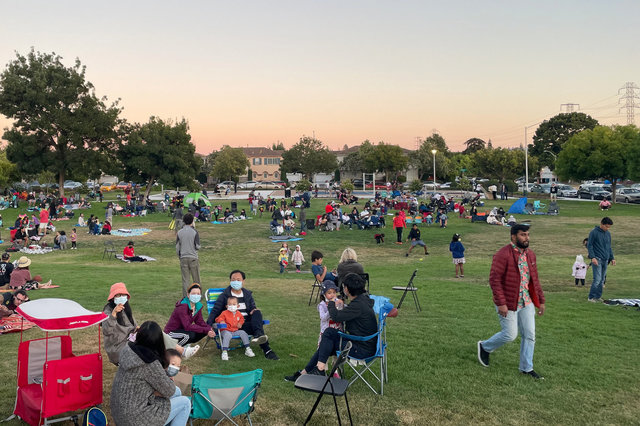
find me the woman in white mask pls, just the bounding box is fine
[164,283,216,347]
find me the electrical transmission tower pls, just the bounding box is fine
[618,82,640,125]
[560,103,580,113]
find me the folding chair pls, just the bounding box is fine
[102,240,116,260]
[190,369,263,426]
[337,297,391,395]
[308,279,322,306]
[294,342,353,425]
[392,269,420,312]
[533,200,546,213]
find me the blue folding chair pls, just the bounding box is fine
[190,369,263,426]
[337,295,391,395]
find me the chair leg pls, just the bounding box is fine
[397,290,408,309]
[344,391,353,426]
[413,291,421,312]
[333,392,342,426]
[303,392,325,425]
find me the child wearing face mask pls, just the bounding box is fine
[215,296,254,361]
[165,348,182,378]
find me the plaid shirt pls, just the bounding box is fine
[512,243,532,308]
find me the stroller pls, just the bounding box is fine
[12,298,108,425]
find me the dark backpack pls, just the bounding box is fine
[74,406,108,426]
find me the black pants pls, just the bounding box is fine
[304,328,373,372]
[168,329,208,346]
[396,227,403,242]
[125,256,147,262]
[575,278,585,286]
[240,310,272,354]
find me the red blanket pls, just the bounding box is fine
[0,314,37,334]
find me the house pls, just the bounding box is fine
[242,147,284,182]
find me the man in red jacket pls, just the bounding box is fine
[477,224,546,379]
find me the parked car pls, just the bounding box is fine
[577,185,611,200]
[255,181,279,189]
[116,181,131,190]
[556,184,577,198]
[217,181,236,190]
[272,181,286,188]
[439,182,452,189]
[63,180,83,190]
[27,181,42,190]
[530,184,551,194]
[615,188,640,203]
[350,179,364,188]
[238,181,257,190]
[100,182,116,192]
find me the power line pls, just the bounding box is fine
[618,82,640,125]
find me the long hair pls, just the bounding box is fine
[104,299,135,327]
[135,321,167,368]
[340,248,358,264]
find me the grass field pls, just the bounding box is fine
[0,195,638,425]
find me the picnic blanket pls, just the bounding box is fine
[603,299,640,307]
[26,284,60,290]
[210,221,232,224]
[20,245,54,255]
[116,254,157,262]
[269,236,304,242]
[0,314,37,334]
[111,228,152,237]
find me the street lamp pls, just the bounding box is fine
[431,149,437,189]
[524,122,542,195]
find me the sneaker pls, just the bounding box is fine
[307,366,326,376]
[521,370,544,380]
[183,345,200,359]
[284,370,301,382]
[477,341,489,367]
[221,350,229,361]
[245,347,255,357]
[252,334,269,345]
[405,253,409,257]
[264,349,279,360]
[587,298,600,303]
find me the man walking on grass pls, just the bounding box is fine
[176,213,201,298]
[477,224,546,379]
[587,217,615,303]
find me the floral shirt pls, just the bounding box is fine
[512,243,532,308]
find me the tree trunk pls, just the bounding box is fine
[58,172,65,198]
[143,176,155,203]
[611,180,617,203]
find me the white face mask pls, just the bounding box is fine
[189,294,201,304]
[114,296,128,306]
[228,305,238,313]
[166,365,180,377]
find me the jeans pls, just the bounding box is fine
[164,386,191,426]
[481,303,536,372]
[304,328,373,372]
[588,260,608,300]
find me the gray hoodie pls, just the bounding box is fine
[176,225,200,259]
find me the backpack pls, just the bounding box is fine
[74,406,108,426]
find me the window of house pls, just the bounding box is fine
[263,172,268,178]
[274,172,279,178]
[253,158,262,166]
[253,172,257,178]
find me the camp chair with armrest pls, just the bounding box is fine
[392,269,420,312]
[190,369,263,426]
[294,341,353,426]
[533,200,546,212]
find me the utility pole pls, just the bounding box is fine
[618,82,640,125]
[415,136,421,150]
[560,103,580,113]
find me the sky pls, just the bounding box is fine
[1,1,639,154]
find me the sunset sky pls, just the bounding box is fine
[1,1,638,154]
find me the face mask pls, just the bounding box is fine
[189,294,201,304]
[230,280,243,290]
[114,296,128,306]
[228,305,238,313]
[166,365,180,377]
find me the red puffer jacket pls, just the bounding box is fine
[489,244,545,311]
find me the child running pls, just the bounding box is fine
[291,245,305,272]
[449,233,465,278]
[215,296,255,361]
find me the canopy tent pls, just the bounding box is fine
[184,192,212,208]
[507,197,528,214]
[16,298,108,332]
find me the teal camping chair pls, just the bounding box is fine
[190,369,263,426]
[533,200,546,213]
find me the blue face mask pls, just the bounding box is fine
[230,280,243,290]
[189,294,201,304]
[114,296,128,306]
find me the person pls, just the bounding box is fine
[549,183,558,201]
[70,228,77,249]
[336,248,364,290]
[283,214,296,235]
[102,282,198,366]
[450,233,466,278]
[316,280,343,345]
[106,203,114,224]
[311,251,337,282]
[110,321,191,426]
[0,253,14,289]
[215,296,255,361]
[599,199,611,211]
[9,256,50,290]
[123,241,147,262]
[299,204,307,234]
[374,233,385,244]
[207,270,279,360]
[488,184,498,200]
[165,283,216,346]
[477,224,546,379]
[438,209,448,228]
[285,274,377,381]
[0,289,28,318]
[572,254,588,286]
[278,248,289,274]
[176,213,201,298]
[38,207,49,235]
[587,217,615,302]
[291,245,305,273]
[173,205,184,231]
[501,182,508,200]
[406,224,429,257]
[101,220,112,235]
[393,212,405,244]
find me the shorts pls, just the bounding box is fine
[39,222,48,230]
[411,240,426,247]
[453,257,466,264]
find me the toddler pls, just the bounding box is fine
[317,281,343,345]
[291,245,305,272]
[278,248,289,273]
[59,230,67,250]
[165,348,182,378]
[572,254,588,286]
[215,296,254,361]
[425,213,433,226]
[449,233,465,278]
[70,228,77,249]
[374,233,385,244]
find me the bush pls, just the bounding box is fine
[408,179,423,192]
[341,179,354,193]
[295,179,312,192]
[397,175,407,183]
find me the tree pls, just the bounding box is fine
[463,138,486,154]
[118,117,201,201]
[280,136,338,179]
[272,141,285,151]
[369,142,408,181]
[210,146,249,182]
[295,179,312,192]
[0,49,121,196]
[530,112,599,169]
[0,150,17,189]
[471,148,531,183]
[556,125,638,202]
[413,134,450,182]
[408,179,422,192]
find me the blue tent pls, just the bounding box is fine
[507,197,528,214]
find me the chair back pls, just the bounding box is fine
[206,288,225,315]
[329,341,352,377]
[191,369,263,421]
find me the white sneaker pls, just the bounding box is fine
[221,350,229,361]
[183,345,200,359]
[245,347,255,357]
[251,334,268,345]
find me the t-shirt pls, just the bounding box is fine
[311,264,324,279]
[0,262,14,285]
[230,290,249,317]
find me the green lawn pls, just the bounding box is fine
[0,196,638,425]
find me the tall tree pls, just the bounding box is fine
[118,117,201,200]
[0,49,121,196]
[369,142,408,181]
[272,141,285,151]
[210,146,249,182]
[463,138,486,154]
[556,125,638,202]
[471,148,532,183]
[530,112,599,170]
[413,134,450,181]
[280,136,338,179]
[0,150,17,189]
